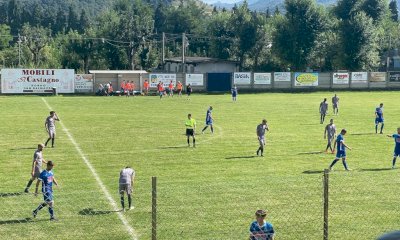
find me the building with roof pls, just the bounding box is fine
[162,57,239,73]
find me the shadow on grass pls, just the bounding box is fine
[298,151,324,155]
[359,168,393,172]
[79,208,122,216]
[225,156,257,160]
[158,146,189,149]
[0,218,34,225]
[10,147,36,151]
[350,133,376,136]
[0,192,24,198]
[303,170,325,174]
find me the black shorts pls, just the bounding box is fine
[186,129,194,136]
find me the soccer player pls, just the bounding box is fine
[375,103,384,134]
[158,82,164,99]
[329,129,352,171]
[332,94,339,115]
[201,106,214,134]
[324,119,336,153]
[125,81,131,97]
[143,79,149,95]
[256,119,269,157]
[33,161,59,221]
[119,166,135,211]
[168,81,174,97]
[185,114,196,147]
[45,111,60,148]
[186,84,192,100]
[25,144,47,193]
[120,80,126,95]
[319,98,328,124]
[231,85,238,102]
[130,81,135,97]
[177,81,183,97]
[249,209,275,240]
[387,128,400,169]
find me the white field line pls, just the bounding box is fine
[41,97,137,240]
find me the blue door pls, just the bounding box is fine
[207,73,232,92]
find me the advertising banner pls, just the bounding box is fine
[333,72,349,84]
[370,72,386,82]
[75,74,93,93]
[351,72,368,83]
[274,72,291,82]
[389,72,400,82]
[294,73,318,86]
[254,73,271,85]
[185,74,204,86]
[149,74,176,88]
[1,69,74,93]
[233,72,251,84]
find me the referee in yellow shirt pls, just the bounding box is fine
[185,114,197,147]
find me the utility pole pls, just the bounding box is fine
[18,34,22,67]
[162,32,165,65]
[182,33,185,73]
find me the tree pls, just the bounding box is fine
[208,11,233,60]
[0,24,12,50]
[360,0,387,23]
[78,9,90,34]
[21,24,52,66]
[334,0,360,21]
[68,6,79,31]
[7,0,22,34]
[272,0,327,70]
[274,6,280,15]
[389,0,398,22]
[54,8,67,33]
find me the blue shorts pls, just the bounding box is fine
[394,150,400,157]
[206,121,213,125]
[375,117,384,124]
[43,192,53,202]
[336,151,346,158]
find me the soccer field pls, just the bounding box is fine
[0,92,399,240]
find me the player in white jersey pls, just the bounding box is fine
[119,166,135,211]
[45,111,60,148]
[324,119,336,153]
[25,144,47,193]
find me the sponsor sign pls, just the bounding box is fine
[149,74,176,88]
[233,72,251,84]
[389,72,400,82]
[351,72,368,83]
[75,74,93,93]
[370,72,386,82]
[254,73,271,85]
[333,72,349,84]
[1,69,74,93]
[185,74,204,86]
[274,72,291,82]
[294,73,318,86]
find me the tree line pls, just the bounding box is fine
[0,0,399,73]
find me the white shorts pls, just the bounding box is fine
[48,128,56,138]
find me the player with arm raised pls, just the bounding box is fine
[45,111,60,148]
[25,144,47,193]
[387,128,400,169]
[256,119,269,157]
[33,161,59,221]
[329,129,352,171]
[119,166,135,211]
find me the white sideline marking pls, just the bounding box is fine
[41,98,138,240]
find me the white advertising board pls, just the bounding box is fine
[333,72,349,84]
[75,74,93,93]
[351,72,368,83]
[254,73,271,84]
[1,69,74,93]
[185,74,204,86]
[149,74,176,88]
[233,72,251,85]
[274,72,291,82]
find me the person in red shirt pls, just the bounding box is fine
[143,80,149,95]
[120,80,126,96]
[157,82,164,99]
[130,81,135,97]
[168,81,174,97]
[177,81,183,97]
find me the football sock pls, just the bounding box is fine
[193,138,195,146]
[48,207,54,217]
[187,138,190,145]
[45,138,51,146]
[380,124,384,133]
[342,160,349,170]
[35,203,47,213]
[202,126,208,132]
[120,196,125,209]
[375,125,378,133]
[261,148,264,155]
[128,195,132,208]
[329,159,339,168]
[211,126,214,133]
[393,158,397,167]
[26,179,34,189]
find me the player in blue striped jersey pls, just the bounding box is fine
[387,128,400,169]
[249,209,275,240]
[375,103,384,134]
[329,129,352,171]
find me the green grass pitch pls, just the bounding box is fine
[0,92,399,239]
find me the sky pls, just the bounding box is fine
[201,0,241,4]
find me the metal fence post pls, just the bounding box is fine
[152,176,157,240]
[323,169,329,240]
